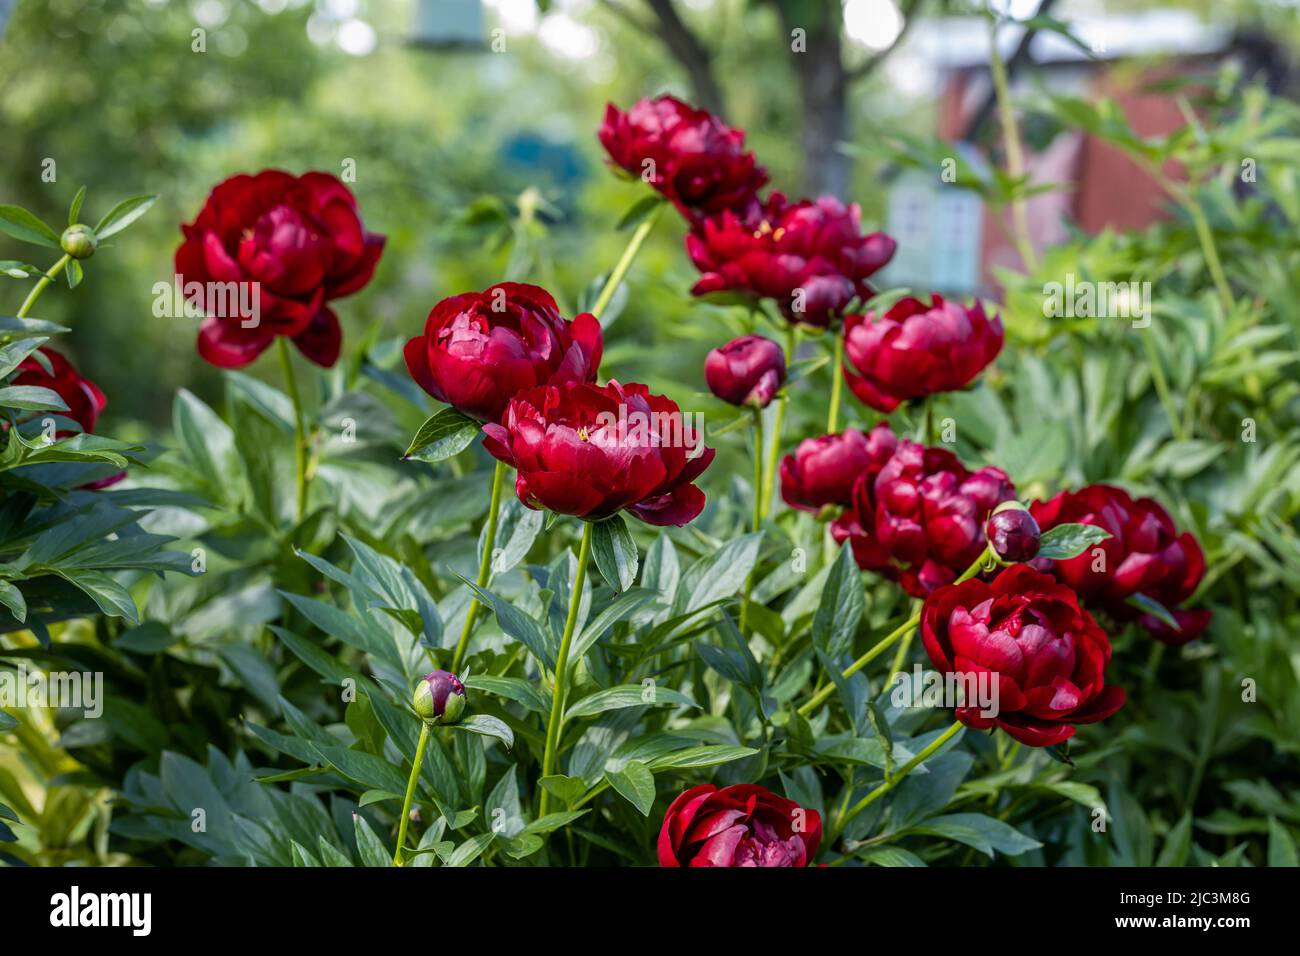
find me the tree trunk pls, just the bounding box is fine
[776,0,850,199]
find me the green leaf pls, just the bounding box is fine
[615,194,666,231]
[676,532,762,615]
[647,745,758,771]
[65,259,83,289]
[1155,812,1193,867]
[464,675,550,714]
[0,385,69,412]
[565,684,696,720]
[1126,592,1179,631]
[521,810,589,836]
[1037,522,1111,561]
[591,514,638,592]
[450,714,514,749]
[68,186,87,226]
[813,546,863,659]
[461,577,555,670]
[0,261,41,279]
[52,569,138,624]
[0,205,61,247]
[0,580,27,623]
[445,831,495,867]
[352,812,392,867]
[94,194,157,239]
[606,761,656,816]
[403,407,480,462]
[1268,817,1299,867]
[538,775,587,807]
[911,813,1042,858]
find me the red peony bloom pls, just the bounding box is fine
[780,424,897,513]
[482,380,715,526]
[1029,484,1211,645]
[687,192,896,328]
[920,565,1127,747]
[176,169,385,369]
[13,348,106,434]
[598,95,768,221]
[658,783,822,867]
[704,334,786,408]
[842,294,1003,413]
[832,439,1015,597]
[404,282,603,423]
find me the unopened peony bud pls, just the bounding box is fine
[412,670,466,724]
[60,224,97,260]
[987,502,1040,562]
[704,334,786,408]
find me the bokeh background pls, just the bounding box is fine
[3,0,1298,431]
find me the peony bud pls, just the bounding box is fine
[60,224,97,260]
[703,334,786,408]
[412,669,466,724]
[986,501,1041,562]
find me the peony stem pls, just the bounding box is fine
[797,546,992,716]
[826,330,845,434]
[760,325,798,516]
[537,520,594,819]
[393,721,431,866]
[832,719,964,843]
[451,459,508,673]
[739,405,765,634]
[16,254,72,319]
[798,612,918,716]
[276,337,308,523]
[589,204,662,321]
[988,18,1039,275]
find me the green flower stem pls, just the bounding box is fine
[537,520,594,820]
[826,330,845,434]
[589,205,662,320]
[16,254,72,318]
[1184,196,1235,314]
[760,325,799,516]
[739,405,765,634]
[988,19,1039,275]
[797,546,992,716]
[451,458,508,673]
[1141,326,1188,442]
[797,612,918,716]
[393,721,431,866]
[831,719,964,843]
[276,337,309,523]
[884,597,924,687]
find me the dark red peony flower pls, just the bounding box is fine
[780,424,896,513]
[704,334,785,408]
[687,192,896,328]
[658,783,822,867]
[842,294,1003,413]
[13,348,106,434]
[482,380,715,526]
[176,169,385,369]
[920,565,1127,747]
[598,95,768,221]
[832,438,1015,597]
[1029,484,1211,645]
[404,282,603,423]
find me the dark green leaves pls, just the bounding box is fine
[1037,522,1111,561]
[403,407,481,462]
[813,546,864,660]
[0,205,61,248]
[93,194,157,239]
[591,514,638,592]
